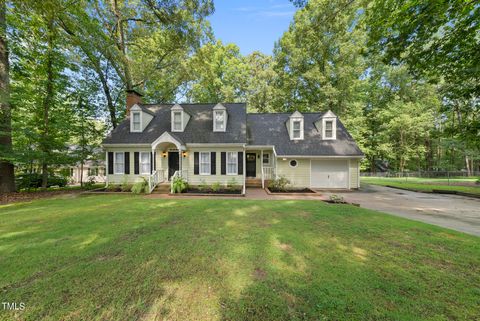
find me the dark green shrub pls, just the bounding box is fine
[16,173,68,190]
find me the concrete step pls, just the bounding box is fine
[153,183,170,194]
[246,178,262,187]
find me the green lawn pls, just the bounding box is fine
[362,176,480,195]
[1,196,479,321]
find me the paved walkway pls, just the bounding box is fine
[323,185,480,237]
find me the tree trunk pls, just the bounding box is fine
[465,155,471,176]
[40,17,55,188]
[0,0,15,193]
[111,0,133,91]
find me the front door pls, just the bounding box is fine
[246,153,256,177]
[168,151,179,179]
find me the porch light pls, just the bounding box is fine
[282,158,287,161]
[182,151,188,158]
[162,152,167,158]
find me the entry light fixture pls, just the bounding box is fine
[282,158,287,161]
[182,151,188,158]
[162,152,167,158]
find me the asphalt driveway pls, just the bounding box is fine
[326,184,480,237]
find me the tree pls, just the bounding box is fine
[0,0,15,192]
[244,52,278,112]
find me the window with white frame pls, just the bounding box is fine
[227,152,238,175]
[200,152,211,175]
[132,111,141,131]
[140,152,151,174]
[214,110,226,131]
[173,111,182,131]
[325,120,333,138]
[114,152,124,174]
[292,120,302,139]
[262,153,270,165]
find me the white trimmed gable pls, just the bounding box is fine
[286,111,304,140]
[171,104,190,132]
[315,110,337,140]
[213,103,228,132]
[130,104,153,133]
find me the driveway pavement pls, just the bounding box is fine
[324,184,480,237]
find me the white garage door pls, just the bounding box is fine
[311,160,348,188]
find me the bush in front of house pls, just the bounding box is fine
[131,179,149,194]
[268,175,290,192]
[172,176,188,193]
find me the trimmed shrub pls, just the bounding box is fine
[268,175,290,192]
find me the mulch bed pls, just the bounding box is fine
[182,188,243,195]
[0,190,84,205]
[265,187,317,195]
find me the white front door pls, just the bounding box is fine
[311,160,348,188]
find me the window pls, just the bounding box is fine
[88,167,98,176]
[227,152,238,175]
[200,152,211,175]
[325,120,333,138]
[214,110,226,131]
[292,120,301,139]
[140,152,151,174]
[132,112,141,131]
[262,153,270,165]
[173,111,182,131]
[114,152,124,174]
[289,159,298,168]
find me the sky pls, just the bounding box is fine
[208,0,297,55]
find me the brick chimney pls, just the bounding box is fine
[126,89,143,116]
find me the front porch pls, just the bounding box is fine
[244,148,276,189]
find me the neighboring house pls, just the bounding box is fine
[69,160,106,184]
[102,90,363,193]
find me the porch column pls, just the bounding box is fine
[261,150,264,188]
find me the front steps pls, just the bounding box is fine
[152,183,170,194]
[246,178,262,188]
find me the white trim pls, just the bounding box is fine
[131,111,142,132]
[322,118,336,140]
[114,152,125,174]
[140,152,151,175]
[172,110,183,132]
[105,151,109,187]
[151,132,185,151]
[348,159,351,189]
[291,119,304,140]
[226,151,238,175]
[199,151,211,175]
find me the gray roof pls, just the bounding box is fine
[103,103,247,145]
[103,104,363,157]
[247,113,364,156]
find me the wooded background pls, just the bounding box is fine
[0,0,479,192]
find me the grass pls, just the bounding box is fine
[362,176,480,195]
[0,195,479,320]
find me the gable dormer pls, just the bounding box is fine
[171,104,190,132]
[315,110,337,140]
[130,104,153,133]
[213,103,227,132]
[286,111,304,140]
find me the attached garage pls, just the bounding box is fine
[311,160,349,189]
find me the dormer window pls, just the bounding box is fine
[213,103,227,132]
[325,120,333,138]
[173,111,182,131]
[292,120,302,139]
[131,111,141,132]
[288,111,304,140]
[214,110,226,131]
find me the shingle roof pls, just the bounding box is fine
[246,113,364,156]
[103,103,247,144]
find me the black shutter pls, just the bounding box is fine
[211,152,216,175]
[221,152,226,175]
[238,152,243,175]
[124,152,130,174]
[194,152,199,175]
[134,152,139,174]
[108,152,113,174]
[150,152,153,173]
[153,152,156,170]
